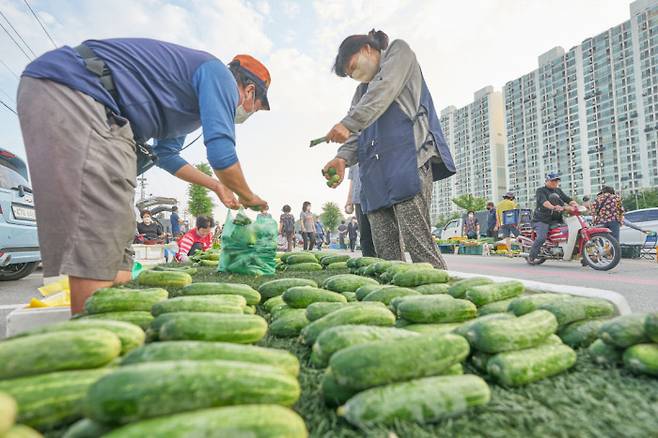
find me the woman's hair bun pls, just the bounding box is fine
[368,29,389,51]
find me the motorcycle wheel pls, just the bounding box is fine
[0,262,39,281]
[525,256,546,265]
[582,233,621,271]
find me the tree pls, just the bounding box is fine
[187,163,214,217]
[320,202,343,232]
[451,194,487,212]
[622,187,658,212]
[435,212,460,229]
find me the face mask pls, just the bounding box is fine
[468,214,474,219]
[143,217,152,225]
[350,53,378,83]
[235,90,255,124]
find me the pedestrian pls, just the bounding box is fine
[279,205,296,252]
[347,217,359,252]
[592,186,624,242]
[345,164,377,257]
[136,209,164,241]
[322,30,455,268]
[300,201,316,251]
[496,192,519,253]
[315,219,325,251]
[528,172,578,264]
[485,201,497,238]
[257,207,272,221]
[17,38,270,313]
[462,211,480,240]
[175,216,214,262]
[170,206,180,237]
[337,220,348,249]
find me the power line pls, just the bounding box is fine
[0,10,36,58]
[0,97,17,115]
[22,0,56,49]
[0,20,32,61]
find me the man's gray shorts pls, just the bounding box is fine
[17,77,137,281]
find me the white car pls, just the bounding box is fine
[620,208,658,245]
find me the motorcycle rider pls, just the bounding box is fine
[528,173,578,263]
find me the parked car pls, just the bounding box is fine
[620,208,658,245]
[439,211,490,241]
[0,148,40,281]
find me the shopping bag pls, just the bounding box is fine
[218,209,277,276]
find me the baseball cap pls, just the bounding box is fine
[545,172,561,181]
[230,54,271,110]
[504,191,515,199]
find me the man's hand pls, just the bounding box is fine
[323,157,347,188]
[553,205,564,212]
[213,183,240,210]
[326,122,351,144]
[240,193,268,212]
[345,203,354,215]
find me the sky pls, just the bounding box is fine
[0,0,633,224]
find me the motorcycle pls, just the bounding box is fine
[517,204,621,271]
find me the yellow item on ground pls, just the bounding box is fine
[28,290,71,308]
[38,277,70,297]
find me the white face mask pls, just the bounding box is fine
[235,90,256,124]
[350,53,378,83]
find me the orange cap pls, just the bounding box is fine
[231,54,271,109]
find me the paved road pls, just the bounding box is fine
[442,254,658,312]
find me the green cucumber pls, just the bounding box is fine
[472,334,562,372]
[152,296,244,316]
[558,318,608,348]
[305,302,348,321]
[355,284,391,301]
[258,278,318,299]
[327,262,348,270]
[598,314,649,348]
[262,296,285,313]
[321,255,351,266]
[179,282,260,305]
[63,419,112,438]
[284,262,323,271]
[338,375,490,426]
[0,330,120,380]
[623,343,658,376]
[588,339,623,365]
[121,341,299,376]
[465,310,558,353]
[243,305,256,314]
[392,268,449,287]
[487,343,576,386]
[397,296,476,323]
[4,425,42,437]
[0,392,16,435]
[311,325,418,368]
[85,361,300,424]
[448,277,493,298]
[363,287,420,305]
[199,259,218,267]
[465,281,524,307]
[282,286,347,308]
[453,313,514,338]
[153,266,198,275]
[301,305,395,346]
[330,333,470,390]
[79,311,153,330]
[380,263,434,283]
[477,298,515,316]
[342,292,357,302]
[347,257,381,269]
[271,304,294,320]
[285,253,318,265]
[269,309,309,337]
[321,369,357,407]
[137,270,192,288]
[389,294,453,314]
[369,260,401,275]
[84,288,168,314]
[0,369,111,431]
[508,293,572,316]
[402,323,463,335]
[539,297,615,328]
[155,312,268,344]
[414,283,450,294]
[322,274,379,292]
[646,313,658,342]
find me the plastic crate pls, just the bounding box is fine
[459,244,484,255]
[620,245,641,259]
[438,244,456,254]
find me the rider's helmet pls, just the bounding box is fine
[545,172,561,181]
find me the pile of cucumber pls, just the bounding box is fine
[275,251,355,272]
[189,248,221,267]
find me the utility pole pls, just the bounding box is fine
[137,175,148,202]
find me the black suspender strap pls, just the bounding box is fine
[73,43,119,102]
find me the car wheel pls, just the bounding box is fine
[0,262,39,281]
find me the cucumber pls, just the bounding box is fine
[453,313,515,338]
[284,262,323,271]
[588,339,623,365]
[347,257,381,269]
[327,262,348,270]
[311,325,418,368]
[558,318,608,348]
[258,278,318,299]
[155,312,268,344]
[271,304,295,321]
[487,343,576,386]
[269,309,309,337]
[285,253,318,265]
[0,392,16,435]
[262,296,285,313]
[0,369,111,431]
[647,313,658,343]
[0,330,120,380]
[63,419,112,438]
[322,274,379,292]
[321,369,357,407]
[402,323,463,335]
[4,425,42,437]
[84,288,168,314]
[199,259,218,267]
[103,405,307,438]
[137,270,192,288]
[305,302,348,321]
[321,255,351,266]
[121,341,299,376]
[355,266,371,276]
[179,282,261,305]
[369,260,401,275]
[472,334,563,372]
[355,284,391,301]
[414,283,450,294]
[152,296,244,316]
[80,311,153,330]
[392,268,449,287]
[363,263,381,276]
[444,363,464,375]
[301,305,396,346]
[465,281,524,307]
[508,293,571,316]
[477,298,515,316]
[598,314,649,348]
[448,277,493,298]
[363,287,420,305]
[465,310,558,353]
[389,294,453,314]
[338,375,490,426]
[341,292,356,302]
[622,343,658,376]
[85,361,300,424]
[282,286,347,308]
[397,296,477,323]
[380,263,433,283]
[330,333,470,390]
[153,266,198,275]
[16,320,144,356]
[243,305,256,314]
[539,297,615,328]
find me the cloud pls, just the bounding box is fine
[282,1,301,19]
